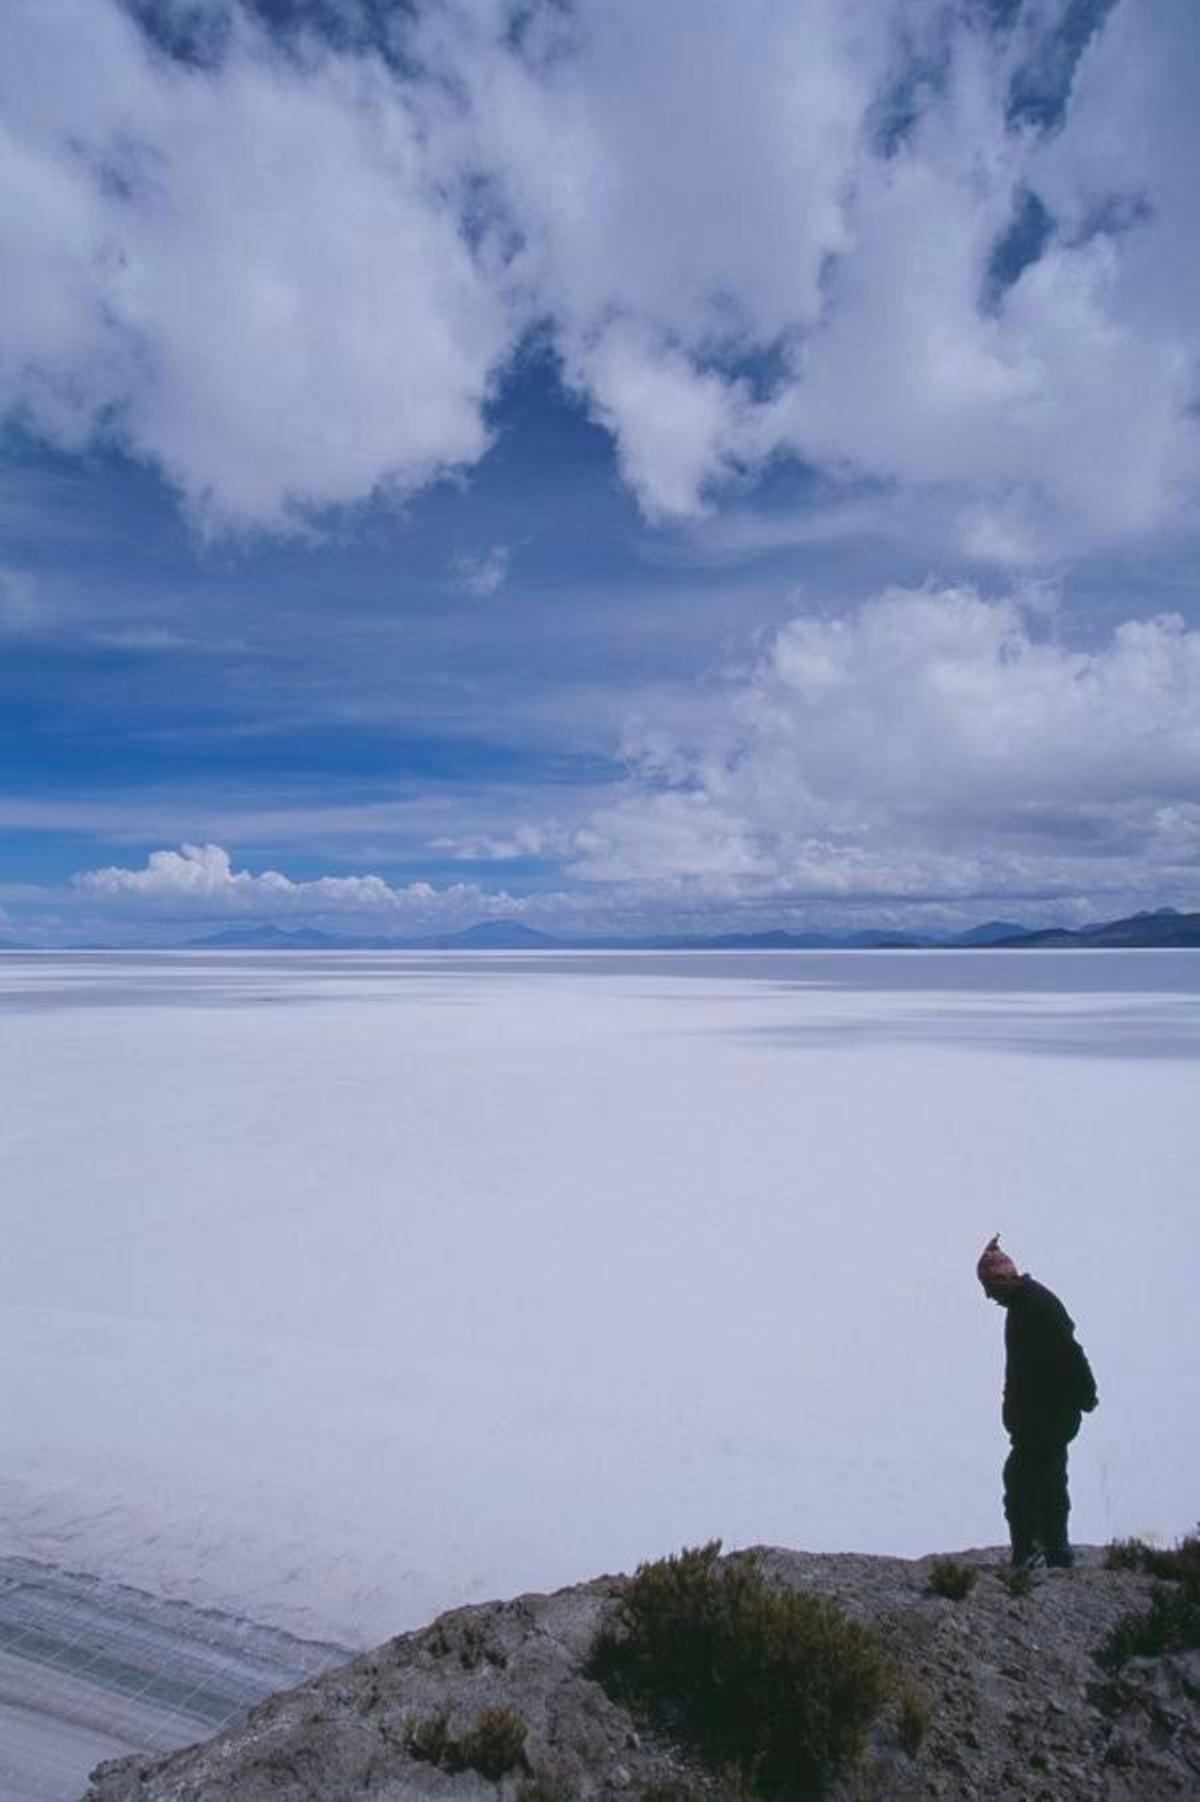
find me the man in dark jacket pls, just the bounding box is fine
[977,1235,1098,1569]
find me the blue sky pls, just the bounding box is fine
[2,0,1199,943]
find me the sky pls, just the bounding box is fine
[2,0,1199,944]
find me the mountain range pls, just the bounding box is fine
[172,907,1200,953]
[3,906,1197,954]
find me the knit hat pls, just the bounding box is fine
[977,1234,1018,1285]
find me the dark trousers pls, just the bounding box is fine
[1003,1412,1080,1558]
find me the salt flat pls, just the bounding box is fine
[1,950,1196,1650]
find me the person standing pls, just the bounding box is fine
[977,1235,1098,1568]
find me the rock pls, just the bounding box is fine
[84,1546,1200,1800]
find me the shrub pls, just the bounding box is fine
[1099,1531,1200,1669]
[638,1782,753,1802]
[1104,1529,1200,1584]
[895,1682,931,1757]
[404,1710,452,1766]
[1099,1529,1200,1669]
[405,1704,528,1778]
[588,1541,889,1797]
[516,1781,569,1802]
[517,1781,570,1802]
[926,1558,976,1601]
[1104,1537,1149,1572]
[1155,1531,1200,1585]
[462,1706,530,1778]
[637,1787,711,1802]
[1101,1582,1200,1667]
[999,1564,1034,1599]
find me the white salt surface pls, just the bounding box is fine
[1,950,1197,1649]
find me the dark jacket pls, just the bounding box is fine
[1003,1275,1097,1436]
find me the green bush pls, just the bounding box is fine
[405,1704,528,1778]
[1104,1530,1200,1584]
[404,1710,452,1766]
[637,1786,720,1802]
[1101,1583,1200,1666]
[926,1558,976,1601]
[588,1541,889,1797]
[1104,1537,1149,1572]
[516,1781,569,1802]
[463,1706,530,1778]
[1100,1529,1200,1668]
[895,1682,931,1757]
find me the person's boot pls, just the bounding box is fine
[1010,1540,1043,1571]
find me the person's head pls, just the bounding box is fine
[976,1234,1021,1305]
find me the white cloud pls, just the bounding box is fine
[431,821,563,861]
[571,327,756,523]
[426,0,889,519]
[0,0,513,531]
[0,783,613,870]
[57,587,1200,930]
[573,585,1200,907]
[2,0,1198,556]
[451,544,510,597]
[428,0,1200,552]
[73,842,530,928]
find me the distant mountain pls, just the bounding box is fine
[186,924,348,950]
[943,920,1035,947]
[583,927,939,950]
[408,921,561,951]
[993,908,1200,949]
[616,929,899,950]
[169,906,1199,954]
[184,920,562,952]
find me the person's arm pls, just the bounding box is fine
[1066,1334,1098,1412]
[1039,1293,1097,1415]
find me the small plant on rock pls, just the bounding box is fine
[895,1681,932,1757]
[516,1780,569,1802]
[461,1706,530,1778]
[516,1780,570,1802]
[1105,1536,1150,1572]
[1104,1529,1200,1584]
[638,1785,722,1801]
[1098,1528,1200,1669]
[1101,1588,1200,1669]
[405,1704,528,1778]
[588,1540,890,1797]
[404,1710,453,1766]
[926,1557,976,1601]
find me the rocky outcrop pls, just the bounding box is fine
[85,1545,1200,1800]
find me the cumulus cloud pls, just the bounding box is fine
[0,0,513,531]
[59,566,1200,936]
[2,0,1198,554]
[400,0,1200,552]
[573,586,1200,908]
[74,842,533,927]
[431,821,565,861]
[423,0,889,520]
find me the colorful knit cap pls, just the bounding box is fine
[977,1234,1018,1284]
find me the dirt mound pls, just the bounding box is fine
[85,1545,1200,1799]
